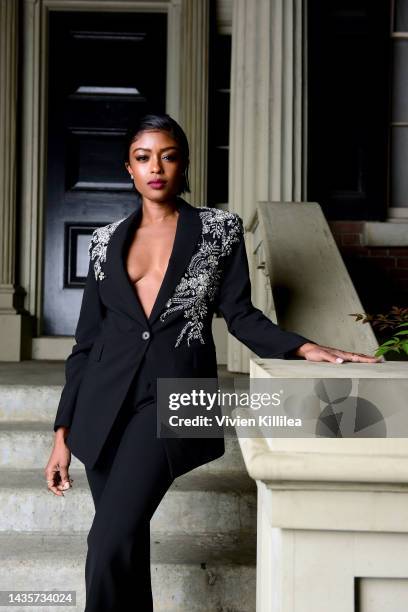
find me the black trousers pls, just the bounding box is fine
[83,366,174,612]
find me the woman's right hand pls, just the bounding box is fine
[45,427,73,497]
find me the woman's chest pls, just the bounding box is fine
[125,223,177,284]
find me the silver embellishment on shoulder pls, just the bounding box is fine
[159,208,243,347]
[88,217,127,281]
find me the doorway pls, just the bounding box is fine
[43,10,167,335]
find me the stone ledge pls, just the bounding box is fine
[363,221,408,246]
[236,359,408,485]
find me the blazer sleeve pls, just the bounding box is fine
[53,241,105,432]
[215,213,316,359]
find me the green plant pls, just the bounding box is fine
[349,306,408,357]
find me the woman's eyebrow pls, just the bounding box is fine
[132,146,179,152]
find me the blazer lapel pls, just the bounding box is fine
[104,196,203,328]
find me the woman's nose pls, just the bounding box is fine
[150,159,163,173]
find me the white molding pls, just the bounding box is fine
[21,0,42,324]
[388,207,408,219]
[228,0,307,373]
[363,222,408,247]
[180,0,210,205]
[166,0,182,120]
[38,0,170,9]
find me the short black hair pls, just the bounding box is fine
[123,113,191,196]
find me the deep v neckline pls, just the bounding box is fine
[123,205,181,325]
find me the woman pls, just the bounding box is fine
[45,113,381,611]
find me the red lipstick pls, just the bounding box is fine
[148,180,167,189]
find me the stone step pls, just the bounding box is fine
[0,421,254,486]
[0,469,256,535]
[0,371,247,423]
[0,532,256,611]
[0,384,63,423]
[0,530,256,566]
[0,367,256,609]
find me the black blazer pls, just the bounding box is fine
[53,196,313,479]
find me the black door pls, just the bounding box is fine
[307,0,390,220]
[44,10,167,335]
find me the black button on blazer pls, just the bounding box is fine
[53,196,314,479]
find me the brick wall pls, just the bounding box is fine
[328,221,408,318]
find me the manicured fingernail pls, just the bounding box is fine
[63,482,70,490]
[335,358,344,363]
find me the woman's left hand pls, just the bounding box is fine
[295,342,384,364]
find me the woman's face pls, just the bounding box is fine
[125,129,186,203]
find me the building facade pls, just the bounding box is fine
[0,0,407,362]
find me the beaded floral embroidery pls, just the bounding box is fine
[88,217,127,281]
[160,207,243,347]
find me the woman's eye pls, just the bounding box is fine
[135,154,177,162]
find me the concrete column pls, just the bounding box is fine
[180,0,210,205]
[228,0,307,372]
[0,0,31,360]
